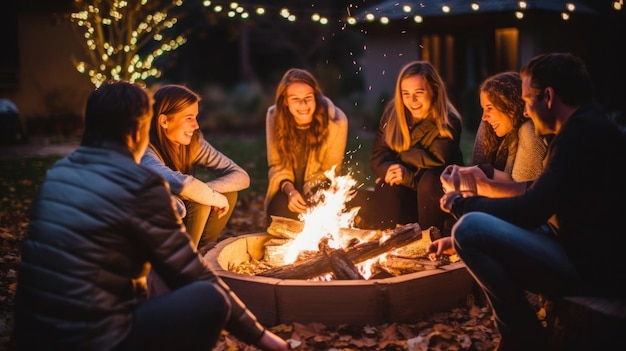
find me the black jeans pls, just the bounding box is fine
[114,280,229,351]
[350,168,451,233]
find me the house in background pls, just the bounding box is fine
[352,0,625,130]
[1,0,92,138]
[1,1,624,140]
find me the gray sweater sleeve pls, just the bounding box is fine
[511,120,547,182]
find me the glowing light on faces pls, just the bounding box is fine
[401,75,432,120]
[479,92,515,137]
[286,82,316,126]
[162,102,199,146]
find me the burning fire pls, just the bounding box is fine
[271,167,387,279]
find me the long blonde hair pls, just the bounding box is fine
[272,68,330,169]
[384,61,461,152]
[149,84,201,174]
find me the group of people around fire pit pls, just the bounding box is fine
[13,52,626,351]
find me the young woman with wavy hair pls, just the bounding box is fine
[265,68,348,225]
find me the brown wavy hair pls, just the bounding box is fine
[383,61,461,152]
[475,72,525,168]
[148,84,201,174]
[272,68,330,170]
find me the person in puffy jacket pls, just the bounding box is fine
[13,80,288,351]
[141,84,250,248]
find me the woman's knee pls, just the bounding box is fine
[223,191,238,208]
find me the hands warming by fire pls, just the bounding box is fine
[439,164,479,213]
[427,237,455,261]
[281,181,308,214]
[286,189,308,214]
[440,164,479,195]
[428,164,480,261]
[383,163,406,185]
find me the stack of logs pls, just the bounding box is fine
[259,216,448,280]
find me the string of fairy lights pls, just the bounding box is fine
[69,0,623,87]
[201,1,624,25]
[70,0,187,87]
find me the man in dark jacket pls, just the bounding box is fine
[13,80,288,351]
[429,53,626,350]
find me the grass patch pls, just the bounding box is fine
[0,129,475,211]
[0,157,58,212]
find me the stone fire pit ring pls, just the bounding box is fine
[204,233,475,327]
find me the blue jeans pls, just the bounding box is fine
[452,212,579,348]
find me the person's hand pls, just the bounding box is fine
[287,190,308,214]
[256,330,289,351]
[456,166,486,195]
[440,165,478,195]
[384,164,405,186]
[427,237,455,261]
[440,191,462,213]
[212,205,228,219]
[440,164,460,193]
[211,192,229,219]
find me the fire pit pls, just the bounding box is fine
[204,232,475,327]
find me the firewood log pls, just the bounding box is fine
[266,216,303,239]
[320,238,364,280]
[258,223,422,279]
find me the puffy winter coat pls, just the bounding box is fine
[14,144,264,350]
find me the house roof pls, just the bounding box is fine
[355,0,597,21]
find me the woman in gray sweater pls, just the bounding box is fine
[141,84,250,248]
[470,71,547,186]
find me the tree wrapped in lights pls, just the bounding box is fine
[69,0,187,87]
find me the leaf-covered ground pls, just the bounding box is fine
[0,144,504,350]
[0,192,501,351]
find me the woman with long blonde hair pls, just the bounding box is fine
[356,61,464,234]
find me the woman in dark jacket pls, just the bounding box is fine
[13,80,287,351]
[355,61,463,234]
